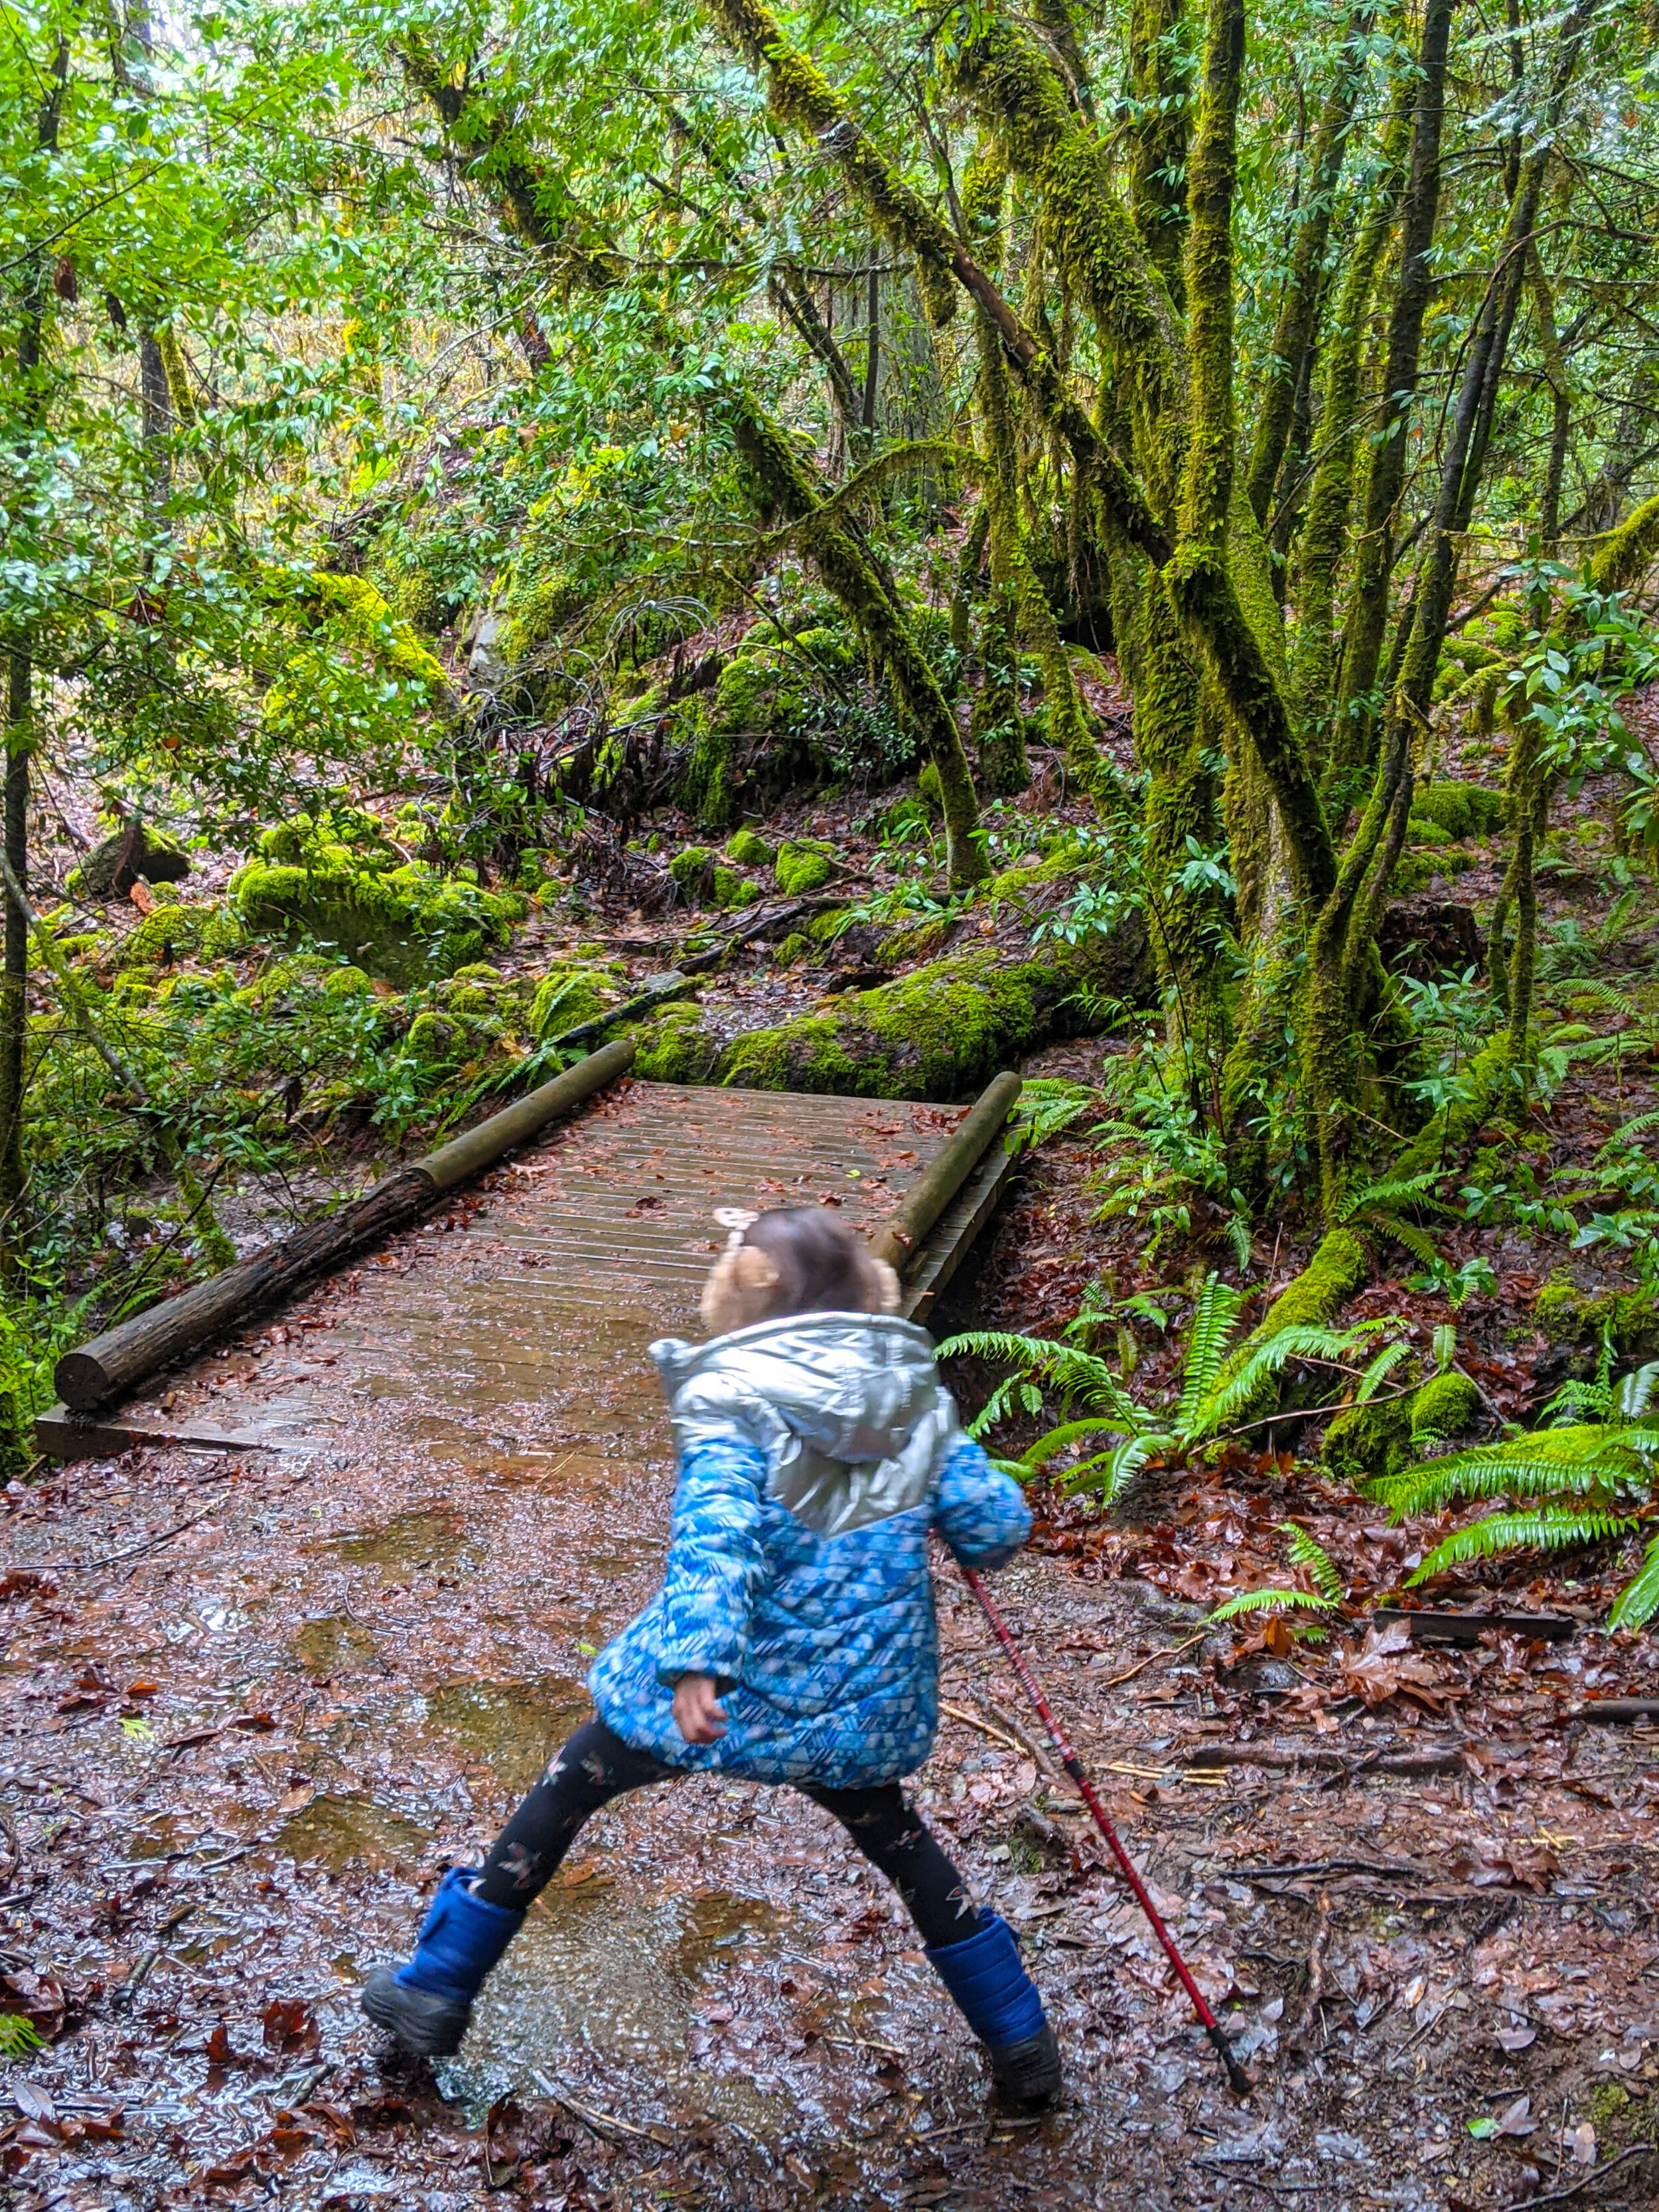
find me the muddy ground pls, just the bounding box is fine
[3,1120,1657,2211]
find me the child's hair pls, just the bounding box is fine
[699,1206,901,1334]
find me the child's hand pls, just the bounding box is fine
[672,1673,727,1744]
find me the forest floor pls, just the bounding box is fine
[3,685,1659,2210]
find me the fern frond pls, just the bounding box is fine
[1409,1507,1638,1582]
[1609,1534,1659,1631]
[1177,1276,1246,1430]
[1018,1415,1150,1472]
[1284,1521,1345,1606]
[1617,1363,1659,1418]
[1061,1430,1167,1501]
[1193,1321,1401,1435]
[1431,1322,1458,1374]
[1355,1340,1415,1402]
[1370,1424,1659,1517]
[1597,1110,1659,1155]
[1339,1172,1453,1218]
[1206,1586,1334,1623]
[1370,1215,1443,1270]
[1559,976,1641,1024]
[936,1329,1076,1370]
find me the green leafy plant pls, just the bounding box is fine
[1206,1522,1346,1642]
[0,2014,45,2059]
[1370,1346,1659,1617]
[941,1276,1410,1501]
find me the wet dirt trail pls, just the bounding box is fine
[4,1081,1659,2209]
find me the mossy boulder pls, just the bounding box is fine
[775,840,834,895]
[1321,1396,1412,1484]
[725,828,774,867]
[74,822,192,898]
[772,932,812,967]
[1391,847,1477,895]
[669,846,713,901]
[1411,782,1506,841]
[711,865,760,909]
[1532,1279,1659,1355]
[634,999,721,1083]
[230,857,522,984]
[1409,1370,1481,1443]
[530,963,623,1038]
[659,918,1152,1100]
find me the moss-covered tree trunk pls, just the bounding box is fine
[1330,0,1454,782]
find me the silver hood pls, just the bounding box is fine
[650,1312,961,1538]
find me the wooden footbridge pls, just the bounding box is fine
[38,1045,1022,1463]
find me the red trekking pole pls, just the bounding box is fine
[961,1567,1254,2099]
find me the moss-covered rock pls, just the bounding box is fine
[74,822,192,898]
[661,919,1152,1100]
[230,856,522,984]
[1391,847,1477,895]
[530,963,624,1037]
[1409,1370,1480,1442]
[634,999,721,1083]
[725,828,774,867]
[1322,1396,1412,1484]
[1411,782,1506,841]
[772,932,812,966]
[711,865,760,909]
[1532,1278,1659,1354]
[775,839,833,895]
[669,846,713,899]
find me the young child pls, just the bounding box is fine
[362,1205,1060,2109]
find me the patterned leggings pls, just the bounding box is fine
[473,1716,986,1949]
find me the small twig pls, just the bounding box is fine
[1523,2143,1655,2207]
[1099,1631,1206,1688]
[529,2068,668,2146]
[5,1507,215,1575]
[111,1901,198,2010]
[985,1698,1074,1794]
[939,1698,1026,1755]
[1287,1891,1331,2050]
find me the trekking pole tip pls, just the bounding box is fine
[1206,2023,1255,2099]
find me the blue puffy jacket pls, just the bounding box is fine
[585,1314,1031,1789]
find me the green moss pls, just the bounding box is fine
[772,931,812,966]
[725,828,773,867]
[119,905,211,968]
[530,964,622,1037]
[668,847,713,899]
[775,840,833,895]
[1411,782,1506,840]
[711,865,760,908]
[321,965,374,999]
[633,1000,722,1083]
[1323,1396,1412,1483]
[1409,1370,1480,1442]
[500,569,591,663]
[1390,847,1477,894]
[807,907,849,944]
[916,765,944,816]
[232,857,520,984]
[404,1009,462,1066]
[676,707,737,833]
[1407,816,1451,846]
[1532,1279,1659,1353]
[716,918,1150,1098]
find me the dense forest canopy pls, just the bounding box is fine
[3,0,1659,1562]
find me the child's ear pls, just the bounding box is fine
[699,1244,780,1332]
[869,1257,901,1314]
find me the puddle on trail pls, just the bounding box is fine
[449,1882,825,2132]
[273,1791,431,1872]
[328,1509,467,1573]
[293,1614,383,1676]
[425,1674,589,1795]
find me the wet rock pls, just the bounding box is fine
[76,821,192,898]
[1232,1656,1301,1695]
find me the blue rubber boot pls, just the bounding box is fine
[926,1914,1061,2110]
[360,1868,524,2057]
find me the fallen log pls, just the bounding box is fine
[50,1037,637,1417]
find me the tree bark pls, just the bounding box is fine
[1331,0,1454,773]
